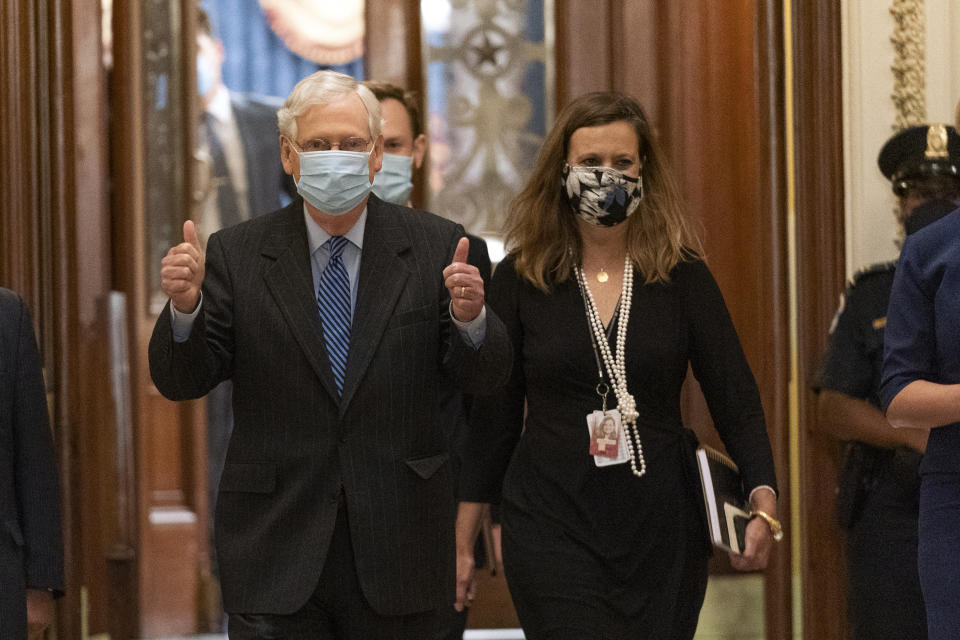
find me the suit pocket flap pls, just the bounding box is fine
[219,462,277,493]
[386,304,431,330]
[404,453,450,479]
[5,519,24,546]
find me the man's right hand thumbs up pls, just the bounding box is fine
[161,220,205,313]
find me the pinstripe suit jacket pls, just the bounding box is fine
[148,196,511,616]
[0,288,64,638]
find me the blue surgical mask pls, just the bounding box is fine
[371,153,414,205]
[197,54,216,97]
[296,150,373,216]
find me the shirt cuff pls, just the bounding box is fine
[170,294,202,343]
[450,303,486,348]
[748,484,777,504]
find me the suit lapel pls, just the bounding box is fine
[338,198,411,412]
[261,203,342,400]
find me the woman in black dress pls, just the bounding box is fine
[454,92,780,639]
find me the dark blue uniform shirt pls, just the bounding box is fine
[881,208,960,474]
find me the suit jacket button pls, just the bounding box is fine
[339,434,347,443]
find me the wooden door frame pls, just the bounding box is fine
[792,0,848,638]
[112,0,211,635]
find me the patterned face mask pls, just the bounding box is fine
[561,164,643,227]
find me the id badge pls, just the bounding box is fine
[587,409,629,467]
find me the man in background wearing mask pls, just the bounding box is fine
[363,80,492,640]
[814,123,960,640]
[362,80,492,282]
[195,7,293,236]
[149,70,511,639]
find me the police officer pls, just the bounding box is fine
[815,123,960,640]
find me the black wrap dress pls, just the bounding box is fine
[459,255,778,640]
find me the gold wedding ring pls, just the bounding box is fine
[459,285,466,298]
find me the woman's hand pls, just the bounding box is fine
[729,517,773,571]
[730,486,778,571]
[455,547,477,611]
[454,501,486,611]
[27,589,54,640]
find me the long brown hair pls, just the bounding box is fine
[506,92,702,290]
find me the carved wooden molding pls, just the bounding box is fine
[890,0,926,129]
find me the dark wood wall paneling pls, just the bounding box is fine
[113,0,209,635]
[654,3,791,636]
[0,0,44,304]
[792,0,848,638]
[108,4,152,638]
[1,1,117,639]
[756,2,792,633]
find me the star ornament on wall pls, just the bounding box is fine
[470,29,504,70]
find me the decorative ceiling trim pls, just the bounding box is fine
[890,0,926,130]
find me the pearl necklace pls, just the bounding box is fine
[578,255,647,477]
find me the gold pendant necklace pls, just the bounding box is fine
[596,268,609,283]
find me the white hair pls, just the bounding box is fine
[276,70,382,142]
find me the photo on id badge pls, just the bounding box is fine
[587,409,629,466]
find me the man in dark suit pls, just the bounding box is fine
[0,288,64,639]
[149,70,511,639]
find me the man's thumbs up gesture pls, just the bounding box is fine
[161,220,205,313]
[443,236,484,323]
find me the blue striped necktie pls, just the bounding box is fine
[317,236,351,395]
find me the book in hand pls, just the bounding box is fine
[696,445,751,554]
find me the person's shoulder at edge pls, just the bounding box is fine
[902,206,960,256]
[894,207,960,295]
[0,286,21,308]
[0,287,30,335]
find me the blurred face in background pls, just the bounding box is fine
[380,97,426,169]
[370,97,426,205]
[196,31,225,105]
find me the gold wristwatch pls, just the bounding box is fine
[750,509,784,542]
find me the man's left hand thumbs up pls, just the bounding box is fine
[443,236,484,322]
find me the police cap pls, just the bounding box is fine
[877,123,960,196]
